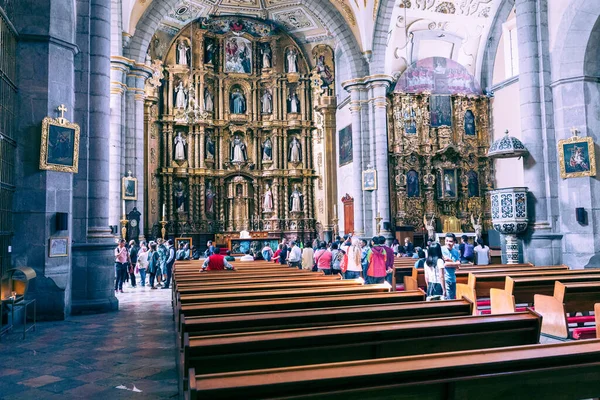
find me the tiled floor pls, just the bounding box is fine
[0,285,178,399]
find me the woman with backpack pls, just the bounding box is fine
[424,243,444,299]
[366,237,387,284]
[330,243,344,276]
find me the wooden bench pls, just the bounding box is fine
[179,298,473,346]
[534,281,600,339]
[188,340,600,400]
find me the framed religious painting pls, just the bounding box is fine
[430,95,452,128]
[362,168,377,191]
[40,115,80,173]
[558,136,596,179]
[122,173,138,200]
[224,36,252,74]
[175,237,192,250]
[49,237,69,258]
[440,168,458,199]
[338,125,352,166]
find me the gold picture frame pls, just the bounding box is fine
[122,173,138,200]
[558,136,596,179]
[362,168,377,191]
[49,237,69,258]
[175,237,192,250]
[40,116,80,173]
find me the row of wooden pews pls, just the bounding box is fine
[172,258,600,399]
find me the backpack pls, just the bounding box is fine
[331,250,344,270]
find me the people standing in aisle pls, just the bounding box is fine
[273,244,283,264]
[366,237,388,284]
[278,241,289,265]
[379,236,395,285]
[314,242,332,275]
[330,243,343,276]
[162,239,176,289]
[474,239,491,265]
[424,242,444,299]
[261,243,274,261]
[287,241,302,269]
[441,233,461,299]
[147,242,160,289]
[137,242,149,287]
[360,239,370,279]
[114,239,130,293]
[345,237,362,279]
[157,238,167,286]
[128,240,139,288]
[301,243,314,270]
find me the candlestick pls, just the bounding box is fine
[162,204,166,219]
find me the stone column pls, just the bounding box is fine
[109,60,127,228]
[368,76,393,238]
[343,83,366,236]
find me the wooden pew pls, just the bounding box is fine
[182,311,541,376]
[179,299,474,345]
[188,340,600,400]
[534,281,600,339]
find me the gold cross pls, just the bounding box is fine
[571,127,580,137]
[57,104,68,120]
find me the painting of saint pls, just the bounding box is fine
[205,182,216,216]
[404,107,417,134]
[468,171,479,197]
[558,136,596,179]
[204,38,217,65]
[338,125,352,166]
[407,170,420,198]
[442,169,457,198]
[430,95,452,128]
[565,143,591,173]
[464,110,476,136]
[225,37,252,74]
[47,125,75,167]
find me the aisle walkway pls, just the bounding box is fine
[0,286,177,399]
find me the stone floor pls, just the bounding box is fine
[0,284,178,399]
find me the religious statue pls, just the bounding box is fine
[174,132,186,161]
[315,55,333,87]
[263,184,273,213]
[287,91,300,113]
[204,39,216,64]
[290,185,303,212]
[205,182,216,216]
[261,90,272,114]
[471,214,483,240]
[468,171,479,197]
[206,135,215,160]
[423,215,436,242]
[262,138,273,161]
[175,81,187,109]
[288,136,302,163]
[464,110,476,136]
[407,170,419,197]
[204,88,214,113]
[286,47,298,73]
[261,44,272,69]
[230,135,247,163]
[177,41,190,66]
[174,181,186,213]
[230,89,246,114]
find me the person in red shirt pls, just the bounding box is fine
[201,247,236,271]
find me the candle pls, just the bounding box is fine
[334,205,337,216]
[122,200,125,217]
[162,204,166,219]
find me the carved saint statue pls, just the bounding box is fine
[175,81,186,109]
[263,184,273,213]
[286,48,298,73]
[423,215,436,242]
[177,41,189,66]
[206,135,215,160]
[262,138,273,162]
[471,214,483,240]
[288,91,300,114]
[288,136,302,163]
[174,132,186,161]
[290,185,303,212]
[230,89,246,114]
[261,44,272,69]
[261,90,272,114]
[230,135,247,163]
[205,182,216,216]
[204,88,214,113]
[174,181,186,213]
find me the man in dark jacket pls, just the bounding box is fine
[162,239,176,289]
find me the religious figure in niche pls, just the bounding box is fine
[288,136,302,163]
[443,169,457,198]
[175,81,187,109]
[263,184,273,213]
[407,170,420,197]
[174,132,187,161]
[205,182,216,216]
[204,39,216,65]
[261,44,272,69]
[286,48,298,73]
[204,88,214,113]
[261,90,273,114]
[206,134,215,160]
[403,107,417,134]
[177,41,190,66]
[464,110,476,136]
[467,170,479,197]
[230,135,247,163]
[287,91,300,114]
[174,181,186,213]
[430,95,452,127]
[230,89,246,114]
[262,138,273,162]
[290,185,303,212]
[315,55,333,87]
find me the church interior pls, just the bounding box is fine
[3,0,600,398]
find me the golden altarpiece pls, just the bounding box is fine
[389,57,493,236]
[143,17,336,243]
